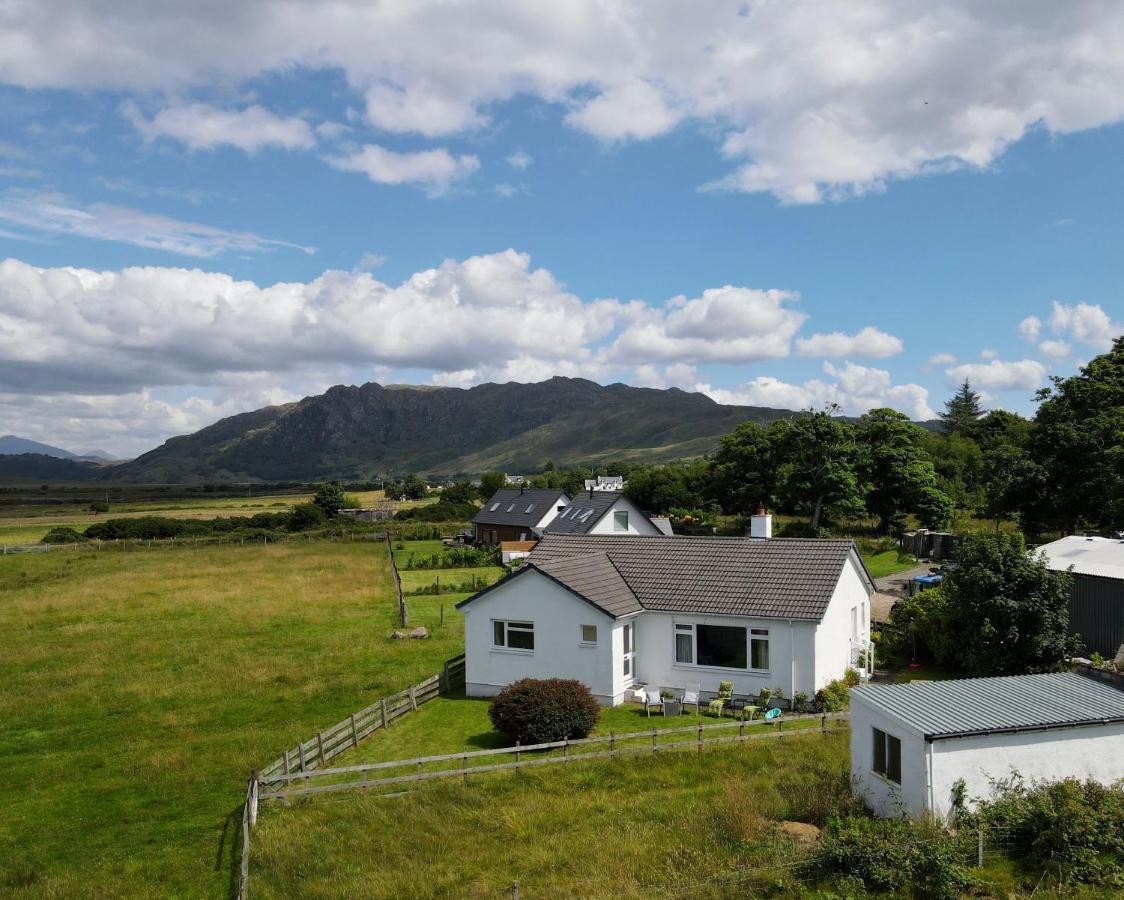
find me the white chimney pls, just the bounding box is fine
[750,504,772,539]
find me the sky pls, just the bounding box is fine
[1,1,1123,458]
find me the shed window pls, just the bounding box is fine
[493,620,534,651]
[872,727,901,784]
[581,624,597,644]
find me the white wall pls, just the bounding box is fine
[929,723,1124,819]
[585,495,664,535]
[462,570,618,703]
[814,554,871,689]
[850,694,929,817]
[852,694,1124,820]
[633,611,818,700]
[533,495,569,531]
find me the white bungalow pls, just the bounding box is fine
[456,513,876,705]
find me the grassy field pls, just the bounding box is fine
[861,548,920,578]
[0,539,459,897]
[252,729,854,898]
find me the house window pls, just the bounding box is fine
[872,727,901,784]
[581,624,597,644]
[613,510,629,531]
[525,503,537,513]
[493,620,534,651]
[675,623,693,664]
[674,624,769,671]
[490,502,500,511]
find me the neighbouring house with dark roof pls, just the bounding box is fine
[544,490,671,537]
[472,488,570,545]
[850,671,1124,819]
[456,511,876,705]
[1035,535,1124,658]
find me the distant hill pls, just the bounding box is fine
[0,453,106,481]
[0,435,79,459]
[111,377,801,483]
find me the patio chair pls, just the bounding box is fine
[644,687,663,717]
[707,681,734,717]
[681,682,702,715]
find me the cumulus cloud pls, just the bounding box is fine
[927,352,957,366]
[944,358,1048,391]
[0,189,314,258]
[1047,301,1121,351]
[122,101,316,153]
[1037,339,1071,360]
[505,151,533,170]
[700,361,935,420]
[609,286,805,364]
[795,326,903,358]
[4,3,1124,201]
[324,144,480,195]
[980,348,998,360]
[1017,315,1042,342]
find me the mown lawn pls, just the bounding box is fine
[252,729,853,898]
[0,540,460,897]
[861,548,919,578]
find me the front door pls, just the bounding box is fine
[622,622,635,683]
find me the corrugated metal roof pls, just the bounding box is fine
[852,672,1124,741]
[528,533,870,620]
[1035,535,1124,581]
[472,489,570,527]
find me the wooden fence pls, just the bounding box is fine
[258,655,465,782]
[386,531,408,627]
[258,711,849,802]
[238,773,259,900]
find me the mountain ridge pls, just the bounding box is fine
[108,377,799,482]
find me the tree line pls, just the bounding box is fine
[477,336,1123,538]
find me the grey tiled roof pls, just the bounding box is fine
[472,489,570,527]
[852,672,1124,741]
[542,491,628,534]
[527,533,870,620]
[533,554,643,617]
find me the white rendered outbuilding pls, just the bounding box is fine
[850,672,1124,819]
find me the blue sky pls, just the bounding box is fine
[1,2,1122,456]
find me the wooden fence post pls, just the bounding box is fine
[408,685,417,712]
[651,727,658,753]
[610,731,615,758]
[381,698,388,729]
[317,732,327,767]
[511,880,520,900]
[463,750,469,784]
[350,713,359,749]
[697,722,703,754]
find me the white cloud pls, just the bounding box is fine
[0,189,314,258]
[700,361,935,420]
[980,347,998,360]
[122,101,315,153]
[1047,301,1121,351]
[0,165,40,179]
[494,183,519,197]
[927,352,957,366]
[609,286,805,364]
[1017,315,1042,342]
[324,144,480,196]
[505,151,533,171]
[1037,339,1071,360]
[631,363,701,390]
[4,3,1124,201]
[795,326,903,358]
[944,358,1048,391]
[356,251,388,271]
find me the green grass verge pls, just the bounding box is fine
[251,729,853,898]
[0,540,460,897]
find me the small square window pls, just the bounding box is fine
[581,624,597,644]
[613,510,629,531]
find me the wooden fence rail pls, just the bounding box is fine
[259,712,849,801]
[259,655,465,781]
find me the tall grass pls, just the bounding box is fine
[0,540,460,897]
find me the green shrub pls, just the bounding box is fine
[41,526,86,544]
[815,672,856,712]
[819,816,974,899]
[488,678,600,744]
[393,501,477,522]
[288,502,326,532]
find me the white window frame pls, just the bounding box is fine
[580,624,598,645]
[672,621,770,673]
[492,619,535,653]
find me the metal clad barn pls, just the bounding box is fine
[1035,536,1124,658]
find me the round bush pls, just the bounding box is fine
[488,678,601,744]
[41,526,86,544]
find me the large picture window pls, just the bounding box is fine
[674,623,769,671]
[493,620,534,651]
[872,727,901,784]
